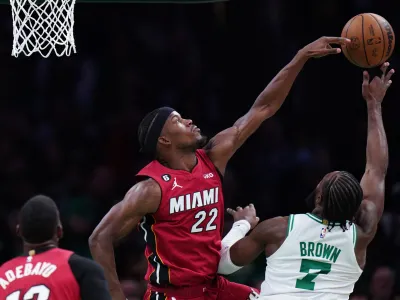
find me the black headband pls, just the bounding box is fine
[141,107,174,155]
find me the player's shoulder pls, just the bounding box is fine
[130,177,161,200]
[252,216,288,242]
[355,199,379,237]
[68,253,105,277]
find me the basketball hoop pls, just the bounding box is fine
[10,0,77,57]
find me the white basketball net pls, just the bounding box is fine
[10,0,77,58]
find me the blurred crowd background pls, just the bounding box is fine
[0,0,399,299]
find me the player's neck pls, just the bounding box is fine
[23,240,58,255]
[311,207,323,218]
[159,151,197,172]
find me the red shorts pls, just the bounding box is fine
[143,276,259,300]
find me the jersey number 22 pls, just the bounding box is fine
[191,208,218,233]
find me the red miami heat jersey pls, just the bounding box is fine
[137,149,224,286]
[0,248,80,300]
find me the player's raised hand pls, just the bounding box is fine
[362,62,394,103]
[227,204,260,229]
[300,36,351,58]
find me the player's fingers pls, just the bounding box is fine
[380,62,389,79]
[236,206,243,211]
[385,69,395,83]
[386,80,393,89]
[249,203,255,210]
[256,217,260,222]
[319,48,341,56]
[324,36,351,45]
[362,71,370,85]
[227,208,235,215]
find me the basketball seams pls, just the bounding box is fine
[344,16,363,67]
[360,14,371,67]
[368,13,386,66]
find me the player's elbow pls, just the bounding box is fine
[365,163,388,178]
[218,246,243,275]
[88,232,99,250]
[89,228,110,250]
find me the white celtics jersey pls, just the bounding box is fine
[259,213,363,300]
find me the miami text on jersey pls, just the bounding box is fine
[169,187,219,214]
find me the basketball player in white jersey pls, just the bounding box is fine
[216,63,394,300]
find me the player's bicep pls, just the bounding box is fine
[90,179,161,242]
[360,169,385,220]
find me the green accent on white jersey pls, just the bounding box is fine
[259,214,363,300]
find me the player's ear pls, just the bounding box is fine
[57,225,63,240]
[16,224,21,237]
[158,135,171,146]
[315,192,322,206]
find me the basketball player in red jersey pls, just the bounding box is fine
[89,36,351,300]
[0,195,111,300]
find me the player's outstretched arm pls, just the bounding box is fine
[206,37,351,174]
[89,179,161,300]
[218,216,286,274]
[357,63,393,236]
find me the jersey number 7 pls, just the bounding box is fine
[295,259,332,291]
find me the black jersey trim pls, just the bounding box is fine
[140,214,170,285]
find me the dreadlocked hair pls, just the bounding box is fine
[321,171,363,232]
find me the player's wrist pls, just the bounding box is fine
[296,48,311,61]
[366,100,382,112]
[232,220,251,235]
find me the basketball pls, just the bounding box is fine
[341,13,395,68]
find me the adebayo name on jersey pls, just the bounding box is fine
[170,187,219,214]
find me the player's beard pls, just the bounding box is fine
[177,135,208,153]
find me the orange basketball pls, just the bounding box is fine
[341,13,395,68]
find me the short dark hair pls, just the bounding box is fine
[19,195,59,243]
[321,171,363,231]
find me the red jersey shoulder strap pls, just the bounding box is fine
[136,160,172,188]
[196,149,223,180]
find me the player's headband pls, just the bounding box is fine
[140,107,175,155]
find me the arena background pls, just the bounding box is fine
[0,0,399,299]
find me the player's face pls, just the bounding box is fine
[161,111,207,151]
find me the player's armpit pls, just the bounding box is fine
[88,178,161,299]
[205,52,309,174]
[69,254,112,300]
